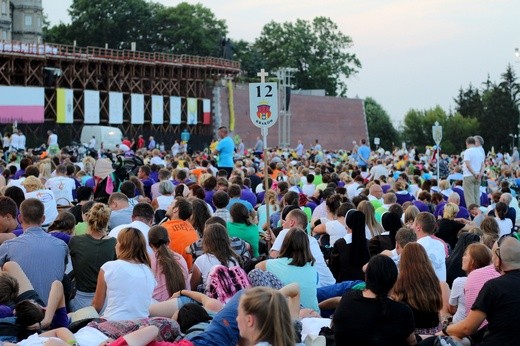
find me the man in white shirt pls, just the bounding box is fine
[47,130,59,156]
[295,140,304,157]
[269,208,336,287]
[412,212,447,281]
[9,131,20,152]
[369,159,389,180]
[17,130,26,152]
[88,136,96,149]
[44,164,76,206]
[462,136,484,207]
[109,203,154,254]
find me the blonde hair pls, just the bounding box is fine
[87,203,111,234]
[443,202,459,219]
[38,160,52,180]
[358,200,384,237]
[240,287,295,346]
[21,176,44,192]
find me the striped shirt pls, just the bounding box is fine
[464,264,500,327]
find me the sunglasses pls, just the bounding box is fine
[495,234,518,259]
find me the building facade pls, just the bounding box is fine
[0,0,42,42]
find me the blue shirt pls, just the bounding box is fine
[357,145,370,167]
[216,136,234,168]
[0,227,68,305]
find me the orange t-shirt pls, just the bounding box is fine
[161,219,199,271]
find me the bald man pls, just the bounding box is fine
[441,236,520,343]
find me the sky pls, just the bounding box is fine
[42,0,520,127]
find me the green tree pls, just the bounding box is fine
[364,97,399,150]
[255,17,361,96]
[148,2,227,56]
[401,106,477,154]
[62,0,154,50]
[232,40,265,80]
[454,84,484,120]
[43,1,227,55]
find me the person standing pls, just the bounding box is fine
[47,130,59,156]
[295,140,304,157]
[213,126,234,177]
[357,139,370,169]
[148,136,156,151]
[253,136,263,157]
[237,139,245,158]
[9,130,20,153]
[463,136,484,207]
[88,136,96,149]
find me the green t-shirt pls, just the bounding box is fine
[226,222,260,257]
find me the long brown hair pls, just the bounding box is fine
[279,228,315,267]
[202,224,241,267]
[116,227,150,267]
[240,287,295,346]
[148,226,186,295]
[392,243,442,312]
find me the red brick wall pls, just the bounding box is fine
[218,83,368,151]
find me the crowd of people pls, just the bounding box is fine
[0,128,519,345]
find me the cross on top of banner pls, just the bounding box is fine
[257,69,269,83]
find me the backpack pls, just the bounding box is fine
[205,265,251,304]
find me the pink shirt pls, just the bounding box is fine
[464,264,500,327]
[150,251,190,302]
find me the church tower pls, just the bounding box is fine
[3,0,43,43]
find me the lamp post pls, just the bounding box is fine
[432,121,442,179]
[513,48,520,148]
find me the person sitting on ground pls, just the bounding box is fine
[69,202,116,311]
[161,197,199,270]
[227,203,260,258]
[47,211,76,245]
[0,261,69,337]
[92,227,155,321]
[148,225,189,302]
[107,192,133,230]
[256,227,319,312]
[0,198,68,305]
[190,223,243,291]
[333,255,416,345]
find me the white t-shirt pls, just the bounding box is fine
[462,146,483,177]
[495,217,513,237]
[325,220,347,245]
[302,183,316,197]
[48,133,58,146]
[25,189,58,226]
[417,235,446,281]
[194,253,238,285]
[45,176,76,205]
[272,228,335,287]
[449,277,467,323]
[101,260,155,321]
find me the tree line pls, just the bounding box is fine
[366,65,520,155]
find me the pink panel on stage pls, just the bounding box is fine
[0,105,45,123]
